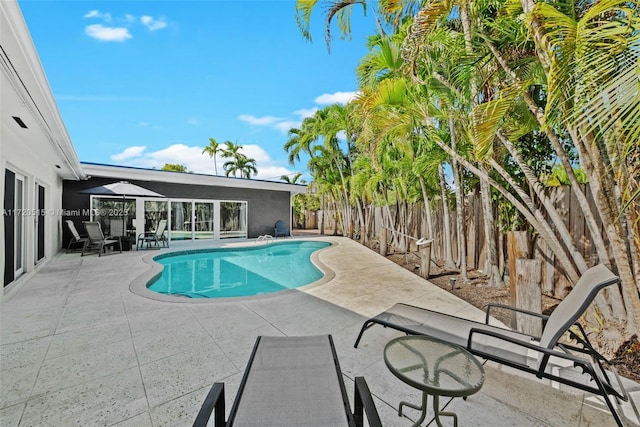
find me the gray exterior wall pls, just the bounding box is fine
[62,177,291,246]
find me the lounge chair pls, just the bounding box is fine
[193,335,382,427]
[65,220,89,252]
[353,263,638,426]
[109,217,127,237]
[137,219,168,249]
[82,221,122,257]
[274,219,288,237]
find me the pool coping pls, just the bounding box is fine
[129,237,338,303]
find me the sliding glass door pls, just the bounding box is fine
[170,200,192,241]
[220,201,247,239]
[194,202,214,239]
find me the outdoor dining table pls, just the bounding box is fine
[384,335,485,427]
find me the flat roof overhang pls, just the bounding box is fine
[80,162,307,195]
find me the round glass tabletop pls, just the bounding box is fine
[384,335,485,397]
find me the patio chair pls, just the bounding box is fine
[353,263,638,427]
[193,335,382,427]
[137,219,169,249]
[82,221,122,257]
[109,217,127,237]
[274,219,288,237]
[65,220,89,252]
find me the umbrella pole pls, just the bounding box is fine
[122,196,126,238]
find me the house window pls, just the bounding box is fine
[220,201,247,239]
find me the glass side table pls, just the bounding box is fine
[384,335,485,427]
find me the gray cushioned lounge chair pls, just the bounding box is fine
[354,264,638,426]
[137,219,168,249]
[65,220,89,252]
[193,335,381,427]
[82,221,122,257]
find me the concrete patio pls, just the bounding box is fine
[1,236,638,426]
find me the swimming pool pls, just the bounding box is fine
[147,240,331,298]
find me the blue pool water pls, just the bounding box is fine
[147,241,331,298]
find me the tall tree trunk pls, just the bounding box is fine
[495,132,623,319]
[449,117,468,281]
[434,133,581,283]
[519,0,639,340]
[571,127,640,337]
[485,39,612,272]
[355,197,366,243]
[460,1,500,285]
[479,170,503,287]
[418,176,434,241]
[439,163,457,269]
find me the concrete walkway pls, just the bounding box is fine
[1,236,637,426]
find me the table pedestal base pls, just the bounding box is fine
[399,393,458,427]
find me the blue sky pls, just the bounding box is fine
[19,1,377,181]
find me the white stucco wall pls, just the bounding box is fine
[1,116,66,289]
[1,0,85,292]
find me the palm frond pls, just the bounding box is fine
[295,0,320,41]
[402,0,453,77]
[567,0,640,144]
[325,0,367,50]
[472,91,517,160]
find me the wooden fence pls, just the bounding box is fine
[310,184,604,297]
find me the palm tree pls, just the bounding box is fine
[286,105,359,237]
[202,137,221,175]
[294,0,640,339]
[224,154,257,179]
[526,0,640,333]
[280,173,306,184]
[220,140,242,160]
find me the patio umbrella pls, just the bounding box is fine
[79,181,164,236]
[79,181,164,198]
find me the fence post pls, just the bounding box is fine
[417,238,433,279]
[379,227,388,256]
[515,258,543,337]
[507,231,529,328]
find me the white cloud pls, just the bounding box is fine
[83,10,168,42]
[294,107,318,119]
[314,91,358,105]
[238,114,283,126]
[111,146,147,161]
[111,143,298,180]
[187,117,198,125]
[241,144,271,163]
[274,120,301,133]
[239,114,302,134]
[140,15,168,31]
[85,24,132,42]
[236,93,353,136]
[84,10,111,21]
